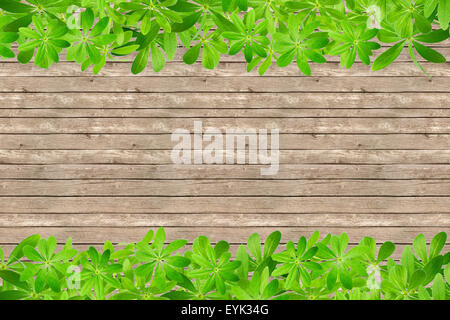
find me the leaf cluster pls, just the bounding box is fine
[0,229,448,300]
[0,0,448,75]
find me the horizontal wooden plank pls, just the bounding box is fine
[0,61,448,77]
[1,197,450,214]
[0,134,448,150]
[2,108,450,118]
[0,118,449,134]
[1,213,448,227]
[2,244,446,260]
[0,150,449,164]
[0,164,448,179]
[0,227,446,244]
[0,93,448,109]
[0,180,449,196]
[0,77,449,93]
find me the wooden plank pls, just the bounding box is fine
[0,61,448,77]
[0,93,448,109]
[0,118,449,134]
[0,213,448,227]
[0,77,449,93]
[1,197,450,214]
[3,108,450,118]
[0,134,449,150]
[0,150,449,164]
[0,164,448,179]
[0,179,449,196]
[0,227,446,244]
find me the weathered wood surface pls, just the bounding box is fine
[0,227,444,244]
[0,53,449,253]
[1,76,449,93]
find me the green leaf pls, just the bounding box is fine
[429,232,447,258]
[438,0,450,30]
[163,239,188,255]
[414,29,449,43]
[166,255,190,268]
[236,245,249,279]
[445,264,450,284]
[8,234,40,264]
[264,231,281,258]
[82,8,95,33]
[50,39,71,48]
[0,0,33,13]
[202,45,220,69]
[138,23,160,50]
[372,41,405,71]
[0,270,28,290]
[210,9,239,32]
[86,43,101,64]
[153,227,166,251]
[413,13,431,34]
[277,49,295,67]
[91,17,110,37]
[425,0,439,17]
[237,0,248,11]
[171,11,202,33]
[401,245,415,278]
[340,269,353,289]
[0,45,13,57]
[413,41,446,63]
[17,48,34,64]
[413,234,427,262]
[423,255,444,285]
[432,273,446,300]
[183,44,201,65]
[409,270,425,289]
[377,241,395,263]
[0,32,18,43]
[91,34,117,46]
[0,290,29,300]
[327,265,338,289]
[377,29,402,43]
[163,32,177,61]
[132,47,150,74]
[284,266,299,289]
[24,246,45,262]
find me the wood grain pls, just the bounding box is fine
[0,92,448,109]
[1,196,450,214]
[0,179,449,196]
[0,134,449,150]
[0,164,448,179]
[1,150,449,164]
[0,227,445,244]
[0,61,448,77]
[0,76,449,93]
[0,213,448,227]
[0,56,449,250]
[0,118,449,134]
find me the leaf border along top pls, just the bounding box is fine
[0,0,448,75]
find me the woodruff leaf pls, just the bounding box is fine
[0,230,448,300]
[372,41,406,71]
[0,0,446,75]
